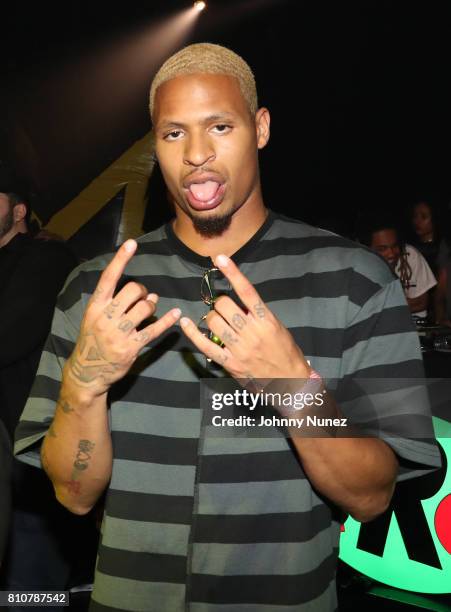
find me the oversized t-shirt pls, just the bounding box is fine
[15,212,440,612]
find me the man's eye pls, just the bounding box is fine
[212,124,232,133]
[164,130,183,141]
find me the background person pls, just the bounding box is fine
[0,176,84,605]
[360,215,436,318]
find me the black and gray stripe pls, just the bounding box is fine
[15,212,440,611]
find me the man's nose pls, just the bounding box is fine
[183,132,215,167]
[385,247,396,259]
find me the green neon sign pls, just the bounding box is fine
[339,417,451,594]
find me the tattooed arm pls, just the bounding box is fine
[41,389,112,514]
[42,240,181,514]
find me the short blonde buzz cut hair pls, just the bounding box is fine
[149,42,258,120]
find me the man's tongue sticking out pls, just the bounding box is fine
[190,180,220,202]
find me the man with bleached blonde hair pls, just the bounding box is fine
[149,42,259,118]
[16,43,439,611]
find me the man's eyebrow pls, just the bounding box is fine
[202,113,237,123]
[157,113,237,130]
[157,120,186,130]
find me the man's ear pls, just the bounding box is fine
[255,107,270,149]
[13,203,27,223]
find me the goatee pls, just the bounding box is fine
[192,211,233,237]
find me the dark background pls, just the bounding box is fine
[1,0,451,235]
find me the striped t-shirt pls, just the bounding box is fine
[15,212,440,611]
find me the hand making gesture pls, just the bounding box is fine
[65,239,181,396]
[180,254,311,382]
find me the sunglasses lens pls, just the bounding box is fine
[200,268,230,305]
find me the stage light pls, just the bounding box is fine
[194,1,206,12]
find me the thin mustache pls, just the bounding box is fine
[182,167,224,181]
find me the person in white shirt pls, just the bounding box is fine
[368,224,437,317]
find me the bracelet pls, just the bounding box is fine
[269,367,325,417]
[287,368,324,407]
[246,366,324,410]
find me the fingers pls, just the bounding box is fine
[214,255,269,320]
[101,282,152,319]
[179,317,231,367]
[93,240,138,303]
[135,308,181,347]
[205,310,241,349]
[115,297,158,336]
[213,296,251,335]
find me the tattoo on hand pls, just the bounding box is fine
[70,355,119,384]
[254,301,266,319]
[232,313,246,329]
[91,286,105,303]
[69,333,120,385]
[134,331,149,343]
[85,346,101,361]
[118,319,134,333]
[103,300,120,319]
[222,329,238,344]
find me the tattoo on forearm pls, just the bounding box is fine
[118,319,134,333]
[57,398,73,414]
[232,313,246,329]
[65,481,82,496]
[254,301,266,319]
[73,439,95,472]
[65,439,95,496]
